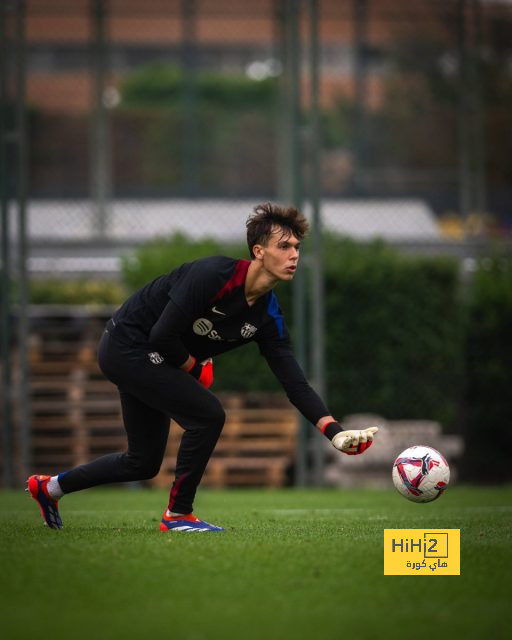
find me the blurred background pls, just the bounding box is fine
[1,0,511,489]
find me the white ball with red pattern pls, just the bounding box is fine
[392,445,450,503]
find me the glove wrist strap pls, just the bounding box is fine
[321,420,343,441]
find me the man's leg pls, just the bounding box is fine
[27,392,169,528]
[167,404,226,516]
[57,391,170,493]
[29,330,226,529]
[101,348,227,519]
[90,352,226,524]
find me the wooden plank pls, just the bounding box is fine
[223,422,297,437]
[225,408,296,420]
[214,439,295,455]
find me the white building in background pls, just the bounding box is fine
[23,198,441,276]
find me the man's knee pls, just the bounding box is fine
[210,403,226,430]
[173,396,226,432]
[196,396,226,430]
[139,460,162,480]
[122,453,161,480]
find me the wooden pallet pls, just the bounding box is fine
[148,405,298,488]
[5,315,300,485]
[23,335,298,484]
[29,375,126,473]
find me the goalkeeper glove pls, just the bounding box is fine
[322,421,379,455]
[186,357,214,389]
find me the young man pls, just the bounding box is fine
[28,203,378,532]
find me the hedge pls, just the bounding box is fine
[326,237,465,426]
[120,64,278,111]
[29,279,125,306]
[462,253,512,481]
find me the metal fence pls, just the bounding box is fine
[2,0,512,487]
[3,2,511,261]
[5,1,512,258]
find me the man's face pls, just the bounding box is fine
[254,226,301,281]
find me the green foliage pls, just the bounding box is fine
[463,252,512,481]
[120,233,242,291]
[29,279,125,305]
[116,65,279,192]
[121,65,183,107]
[320,98,352,149]
[121,64,278,111]
[323,237,464,426]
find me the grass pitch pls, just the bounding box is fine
[1,486,511,640]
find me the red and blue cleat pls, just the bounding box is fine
[160,512,224,532]
[27,475,62,529]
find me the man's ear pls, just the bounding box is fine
[252,244,265,260]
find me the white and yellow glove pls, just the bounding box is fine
[322,422,379,455]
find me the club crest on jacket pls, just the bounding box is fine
[241,323,257,339]
[148,352,164,364]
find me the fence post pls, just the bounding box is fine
[90,0,111,237]
[181,0,199,196]
[307,0,326,487]
[283,0,309,487]
[351,0,368,195]
[15,0,31,483]
[0,0,14,488]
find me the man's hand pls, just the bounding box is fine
[331,426,379,455]
[186,357,214,389]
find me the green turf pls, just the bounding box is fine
[1,486,511,640]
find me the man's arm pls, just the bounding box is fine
[261,348,331,425]
[258,323,379,455]
[147,257,235,386]
[149,299,191,367]
[149,299,214,387]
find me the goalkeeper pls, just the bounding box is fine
[27,203,379,532]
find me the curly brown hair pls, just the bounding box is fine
[246,202,309,258]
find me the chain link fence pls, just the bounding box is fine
[2,0,512,486]
[6,0,512,279]
[7,3,512,259]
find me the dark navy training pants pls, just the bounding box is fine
[57,327,225,514]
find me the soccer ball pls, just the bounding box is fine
[392,445,450,503]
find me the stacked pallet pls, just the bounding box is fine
[21,310,298,487]
[30,376,297,487]
[152,395,297,488]
[28,313,126,475]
